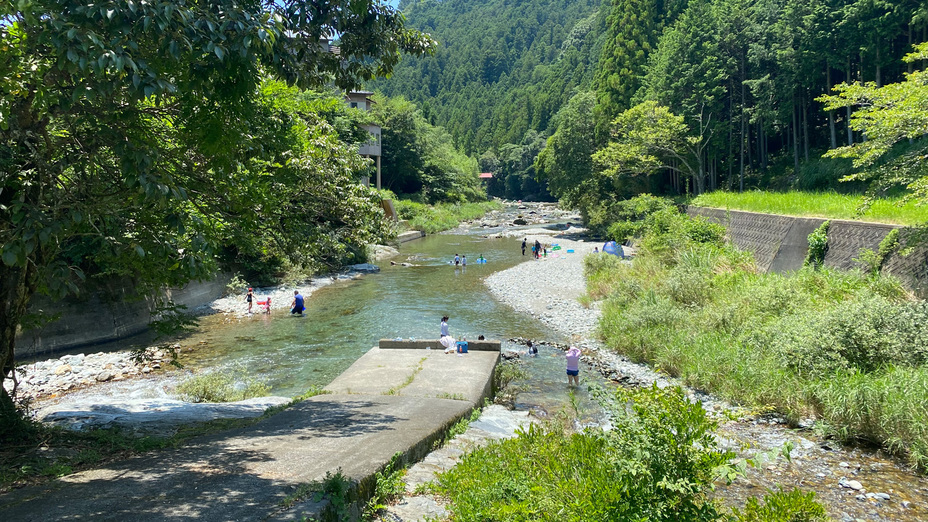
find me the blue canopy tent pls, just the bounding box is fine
[602,240,625,258]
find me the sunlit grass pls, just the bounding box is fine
[690,190,928,226]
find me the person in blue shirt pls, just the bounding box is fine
[290,290,305,315]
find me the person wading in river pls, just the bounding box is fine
[566,346,581,386]
[290,290,305,316]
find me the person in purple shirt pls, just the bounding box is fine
[566,346,581,386]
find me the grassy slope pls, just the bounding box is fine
[690,191,928,226]
[586,210,928,471]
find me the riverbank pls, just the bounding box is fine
[479,228,928,521]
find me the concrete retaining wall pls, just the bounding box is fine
[16,275,231,358]
[378,339,501,352]
[687,206,928,295]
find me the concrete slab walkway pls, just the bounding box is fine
[0,345,499,521]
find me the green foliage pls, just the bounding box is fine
[588,208,928,469]
[372,95,483,203]
[535,91,598,206]
[436,384,730,521]
[819,43,928,202]
[689,191,928,226]
[753,295,928,377]
[364,452,407,519]
[855,228,901,275]
[597,194,676,240]
[804,221,830,268]
[494,360,528,391]
[373,0,602,156]
[732,487,828,522]
[393,200,502,234]
[176,365,271,403]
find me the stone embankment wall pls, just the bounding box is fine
[687,207,928,296]
[16,275,231,358]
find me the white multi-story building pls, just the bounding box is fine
[345,91,383,190]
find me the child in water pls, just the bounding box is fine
[566,346,581,386]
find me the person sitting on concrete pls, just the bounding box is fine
[440,316,456,353]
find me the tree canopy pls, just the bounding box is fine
[0,0,434,432]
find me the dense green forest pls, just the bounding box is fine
[374,0,928,207]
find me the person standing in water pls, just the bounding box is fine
[245,287,254,313]
[454,253,460,266]
[566,346,581,386]
[462,255,467,266]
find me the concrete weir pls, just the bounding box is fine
[0,340,500,521]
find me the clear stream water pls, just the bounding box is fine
[175,229,599,417]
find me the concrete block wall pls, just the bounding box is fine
[16,274,231,358]
[687,207,928,296]
[378,339,502,352]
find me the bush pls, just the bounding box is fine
[804,221,829,268]
[757,295,928,377]
[732,487,828,522]
[436,384,731,522]
[176,365,271,403]
[588,194,675,238]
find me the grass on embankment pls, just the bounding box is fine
[690,190,928,226]
[392,199,502,234]
[586,203,928,471]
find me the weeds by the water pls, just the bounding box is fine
[690,190,928,225]
[175,363,270,403]
[588,198,928,470]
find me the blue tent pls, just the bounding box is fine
[602,241,625,258]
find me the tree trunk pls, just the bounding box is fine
[761,121,767,171]
[757,121,762,171]
[802,94,809,163]
[875,45,881,87]
[828,66,837,149]
[846,57,854,146]
[792,101,800,174]
[0,263,38,437]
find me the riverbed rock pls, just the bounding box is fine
[95,371,114,382]
[349,263,380,273]
[54,364,72,375]
[38,396,292,436]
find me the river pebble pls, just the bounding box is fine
[4,347,178,402]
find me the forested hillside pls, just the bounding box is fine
[373,0,603,154]
[374,0,928,206]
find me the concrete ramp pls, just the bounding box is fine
[0,344,500,521]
